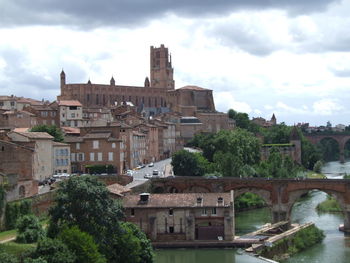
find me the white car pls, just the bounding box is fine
[148,162,154,167]
[126,170,133,176]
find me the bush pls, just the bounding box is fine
[58,226,106,263]
[5,199,32,230]
[16,215,45,243]
[30,238,76,263]
[0,252,19,263]
[24,258,48,263]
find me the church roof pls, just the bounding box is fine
[178,85,211,91]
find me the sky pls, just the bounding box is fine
[1,0,350,126]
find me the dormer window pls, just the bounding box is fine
[197,197,202,205]
[218,197,223,205]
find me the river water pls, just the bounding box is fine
[154,161,350,263]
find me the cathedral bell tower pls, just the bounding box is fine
[150,44,175,90]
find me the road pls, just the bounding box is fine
[126,158,172,188]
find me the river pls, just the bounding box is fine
[155,161,350,263]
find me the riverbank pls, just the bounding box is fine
[316,196,342,212]
[257,223,325,262]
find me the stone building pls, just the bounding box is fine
[0,109,37,129]
[0,139,39,200]
[123,192,234,242]
[7,131,54,181]
[57,100,83,128]
[52,141,71,175]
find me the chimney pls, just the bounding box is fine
[139,193,150,203]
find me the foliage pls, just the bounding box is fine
[48,175,154,263]
[24,258,48,263]
[262,123,291,144]
[344,174,350,179]
[227,109,260,132]
[256,148,300,178]
[58,226,106,263]
[171,150,209,176]
[120,222,154,263]
[235,193,266,211]
[84,164,115,174]
[16,215,45,244]
[0,252,19,263]
[48,176,123,245]
[213,129,261,177]
[30,125,64,142]
[5,199,32,230]
[317,138,339,161]
[0,185,5,218]
[316,195,342,213]
[313,160,323,173]
[29,238,76,263]
[203,171,223,178]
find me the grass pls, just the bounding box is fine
[0,229,17,242]
[316,196,342,213]
[0,241,36,257]
[306,172,327,179]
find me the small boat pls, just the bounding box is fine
[339,224,344,232]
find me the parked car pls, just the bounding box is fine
[148,162,154,167]
[126,170,133,176]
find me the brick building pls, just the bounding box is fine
[123,192,234,242]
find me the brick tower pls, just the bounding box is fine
[150,44,174,90]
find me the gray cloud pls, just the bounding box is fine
[0,47,88,101]
[0,0,339,29]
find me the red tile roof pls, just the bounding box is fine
[107,183,131,197]
[58,100,82,107]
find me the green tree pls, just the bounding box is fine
[262,123,292,144]
[171,150,208,176]
[48,175,154,263]
[16,214,45,243]
[58,226,106,263]
[313,160,323,173]
[30,125,64,142]
[0,253,18,263]
[48,176,123,245]
[24,258,48,263]
[30,238,76,263]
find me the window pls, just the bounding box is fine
[108,152,113,161]
[19,185,25,198]
[71,153,76,162]
[131,209,135,216]
[112,143,116,149]
[78,153,84,161]
[71,113,75,118]
[90,152,95,161]
[41,111,48,117]
[0,102,3,106]
[76,143,80,150]
[93,140,99,149]
[1,146,4,151]
[98,152,102,161]
[51,111,56,117]
[212,207,217,215]
[169,226,174,233]
[201,208,207,216]
[168,208,173,216]
[10,101,15,106]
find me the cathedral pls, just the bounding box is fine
[58,44,217,117]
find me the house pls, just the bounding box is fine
[123,192,234,242]
[52,141,71,175]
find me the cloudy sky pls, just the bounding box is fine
[1,0,350,126]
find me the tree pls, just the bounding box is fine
[29,238,76,263]
[58,226,106,263]
[47,175,154,263]
[171,150,208,176]
[0,253,18,263]
[16,214,45,243]
[313,160,323,173]
[48,176,123,245]
[30,125,64,142]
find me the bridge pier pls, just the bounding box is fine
[340,150,345,163]
[271,204,289,224]
[343,211,350,233]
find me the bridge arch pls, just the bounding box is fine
[234,187,272,207]
[305,134,350,162]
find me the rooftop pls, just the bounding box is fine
[178,85,211,91]
[123,193,231,208]
[58,100,82,107]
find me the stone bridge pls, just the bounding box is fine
[151,177,350,232]
[304,134,350,162]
